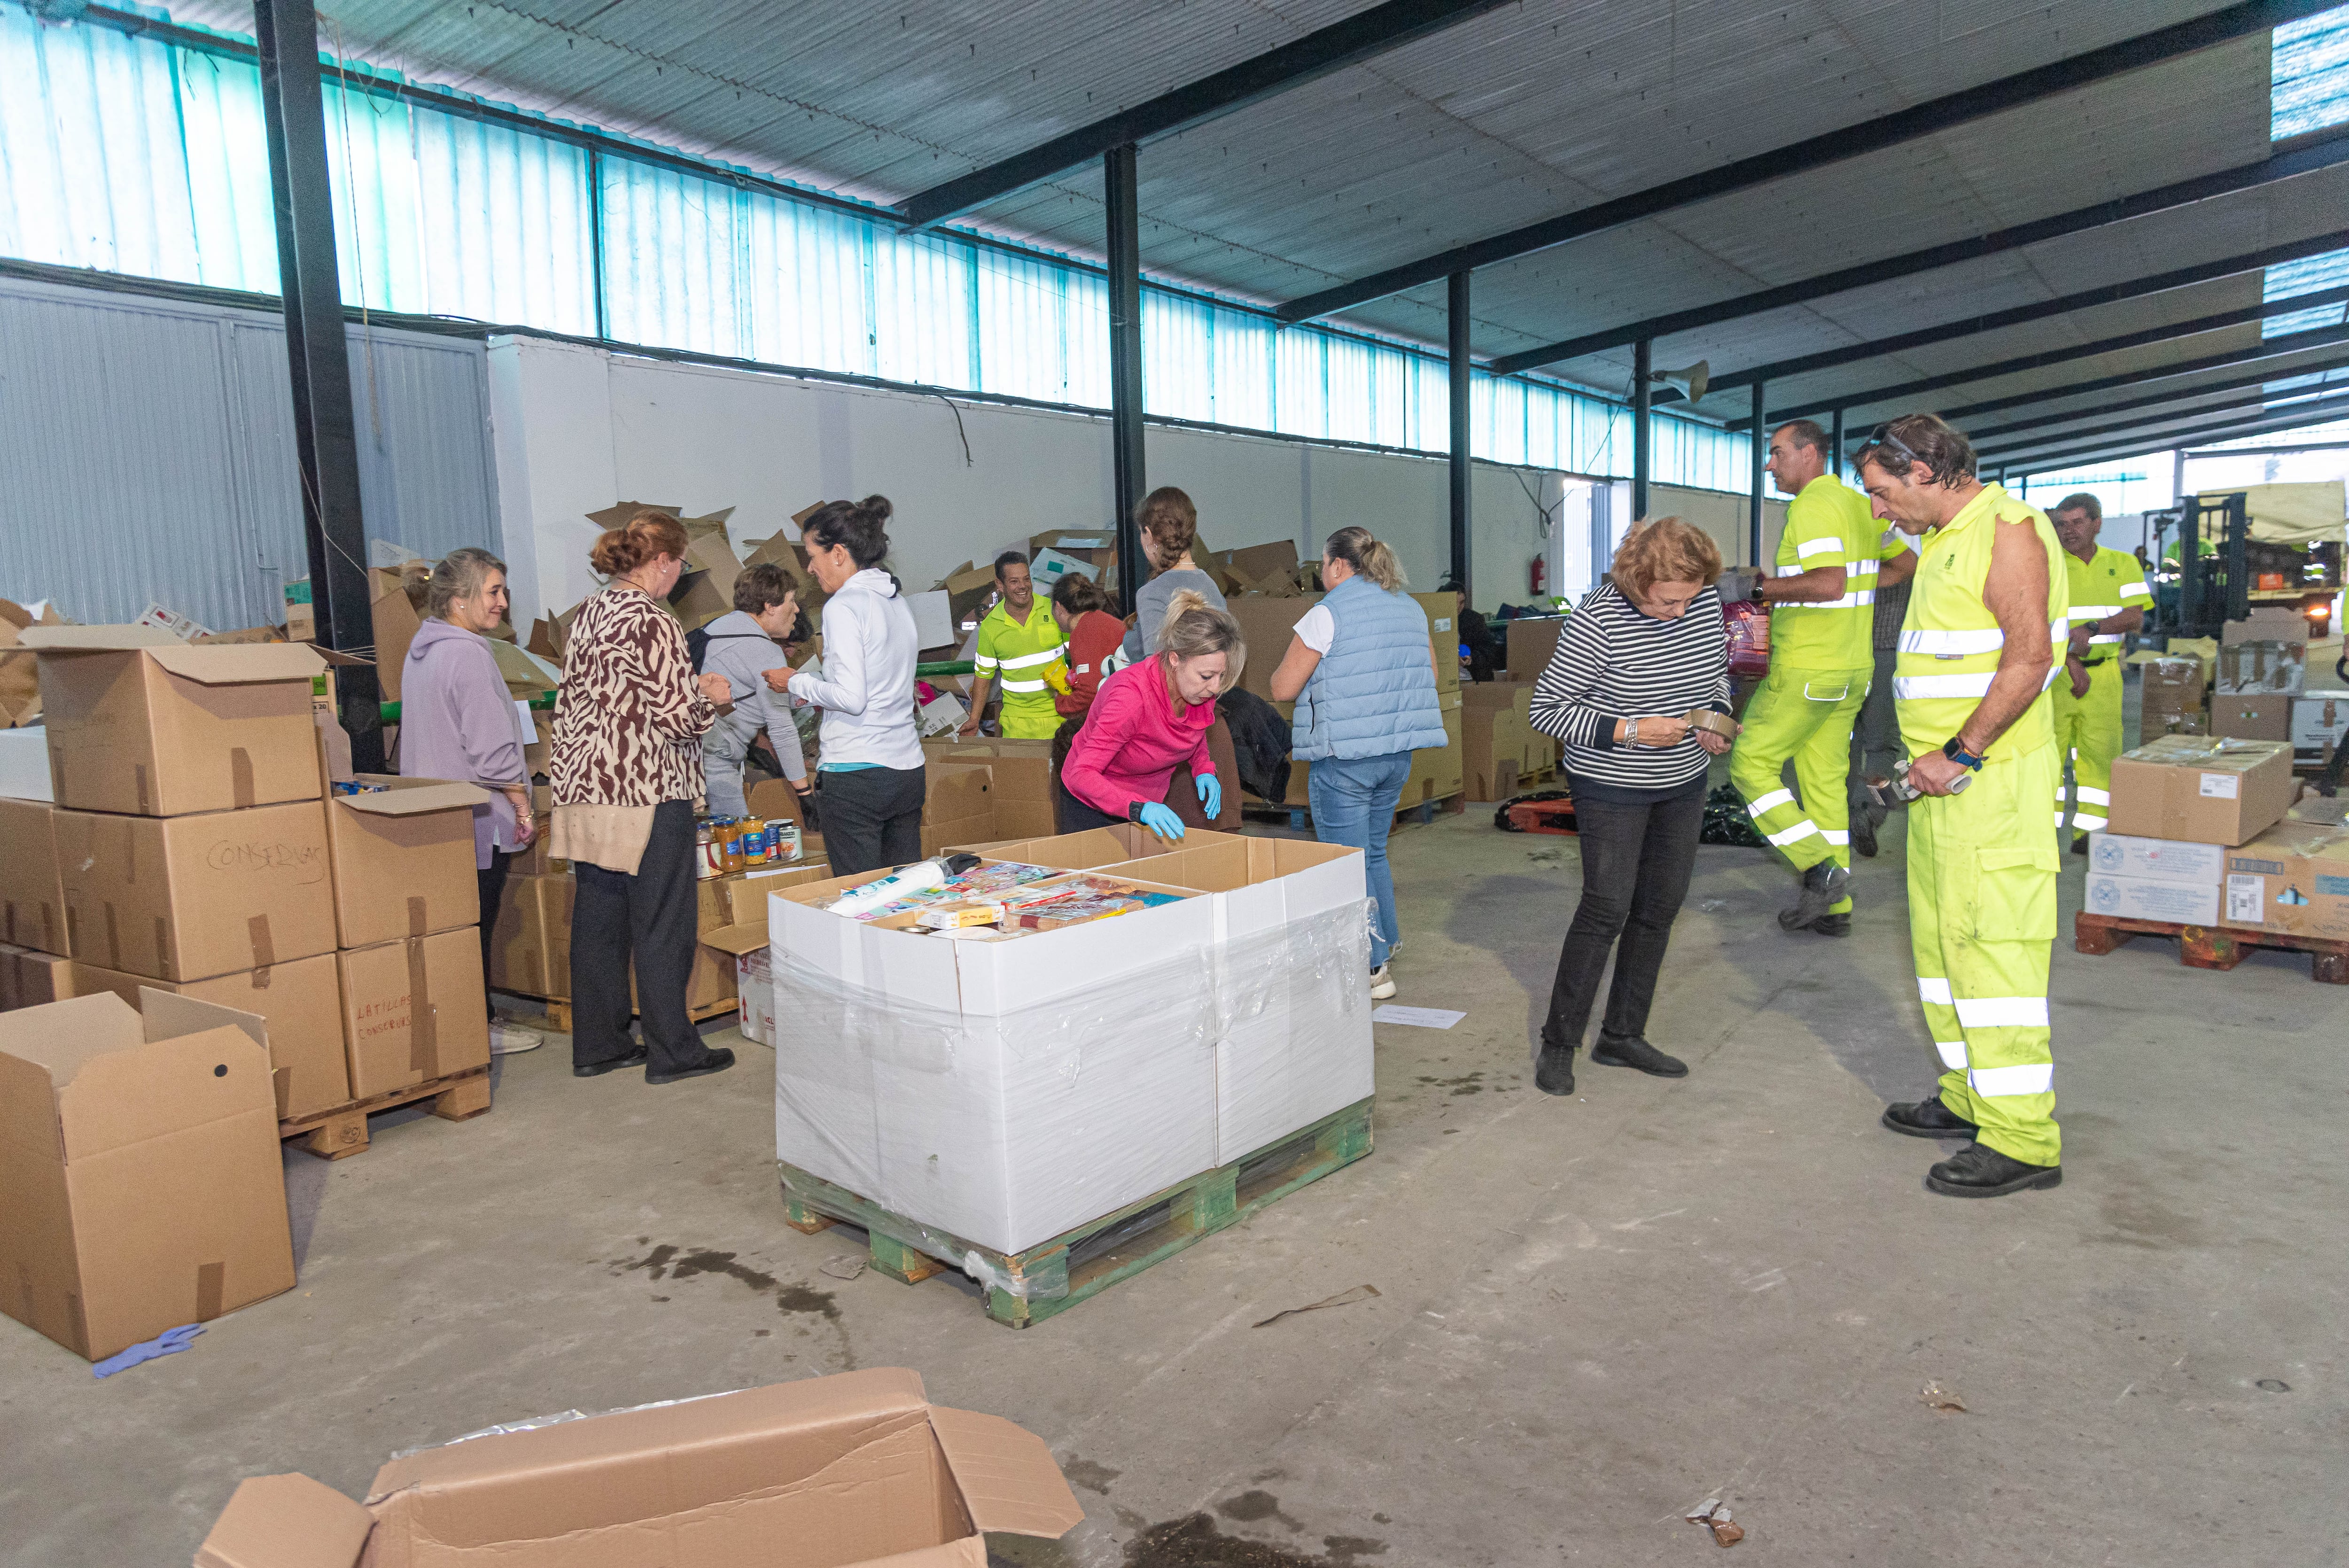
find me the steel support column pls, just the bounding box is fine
[1632,338,1652,521]
[257,0,381,770]
[1829,407,1845,481]
[1749,382,1767,566]
[1105,145,1148,615]
[1448,270,1472,598]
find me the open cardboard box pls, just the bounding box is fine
[324,776,492,949]
[22,627,325,815]
[194,1367,1083,1568]
[769,828,1369,1253]
[0,988,296,1361]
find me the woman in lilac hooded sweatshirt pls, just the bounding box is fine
[402,546,540,1055]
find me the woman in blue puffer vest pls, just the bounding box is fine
[1268,527,1448,1000]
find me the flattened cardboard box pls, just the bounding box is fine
[0,796,66,955]
[0,990,295,1361]
[2222,823,2349,941]
[337,929,491,1099]
[68,954,350,1120]
[22,628,324,816]
[2106,736,2292,847]
[196,1367,1083,1568]
[56,800,336,983]
[325,774,490,949]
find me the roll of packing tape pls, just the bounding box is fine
[1685,708,1740,739]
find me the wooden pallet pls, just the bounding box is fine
[1244,793,1465,833]
[1504,797,1579,835]
[526,995,739,1034]
[779,1096,1376,1328]
[2074,911,2348,984]
[279,1065,493,1160]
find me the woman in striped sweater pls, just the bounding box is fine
[1527,518,1735,1097]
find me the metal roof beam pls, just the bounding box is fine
[1486,128,2349,376]
[1998,391,2349,474]
[1976,386,2349,461]
[1667,237,2349,408]
[1734,311,2349,430]
[1276,0,2336,324]
[896,0,1514,228]
[1918,333,2349,425]
[1963,353,2349,442]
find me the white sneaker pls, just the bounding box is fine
[489,1022,543,1055]
[1369,967,1397,1001]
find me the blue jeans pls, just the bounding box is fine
[1307,751,1411,970]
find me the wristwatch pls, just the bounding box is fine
[1941,735,1986,771]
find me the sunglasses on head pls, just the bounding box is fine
[1859,422,1922,468]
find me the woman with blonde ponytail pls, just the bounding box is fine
[1267,526,1447,999]
[1058,589,1243,840]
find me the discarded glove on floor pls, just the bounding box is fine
[93,1323,204,1380]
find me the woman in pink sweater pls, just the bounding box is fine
[1057,590,1245,839]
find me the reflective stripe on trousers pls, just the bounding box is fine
[1730,664,1871,912]
[2052,658,2123,842]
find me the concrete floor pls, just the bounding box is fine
[5,788,2344,1566]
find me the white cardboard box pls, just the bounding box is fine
[0,727,51,801]
[2085,830,2226,885]
[768,828,1369,1256]
[2293,692,2349,763]
[906,588,954,650]
[2083,872,2220,925]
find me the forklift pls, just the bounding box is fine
[2145,490,2347,795]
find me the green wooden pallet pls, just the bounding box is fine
[779,1097,1375,1328]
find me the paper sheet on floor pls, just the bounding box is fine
[1370,1004,1464,1029]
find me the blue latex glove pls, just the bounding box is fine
[1136,801,1187,841]
[93,1323,203,1379]
[1195,773,1221,819]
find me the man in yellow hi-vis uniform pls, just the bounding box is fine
[960,552,1066,740]
[1728,419,1914,935]
[1854,414,2067,1198]
[2049,493,2149,851]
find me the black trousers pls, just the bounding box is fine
[1054,773,1125,835]
[818,765,926,877]
[1541,781,1706,1053]
[476,847,512,1022]
[569,800,712,1074]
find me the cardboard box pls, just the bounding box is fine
[2107,736,2294,847]
[2293,692,2349,764]
[0,598,54,729]
[336,929,491,1098]
[2224,605,2312,646]
[2082,872,2220,925]
[922,737,1053,831]
[0,797,65,955]
[2212,693,2291,742]
[368,567,426,704]
[325,775,490,949]
[0,943,79,1010]
[2140,706,2210,744]
[0,725,50,800]
[922,760,996,857]
[1506,616,1570,679]
[0,989,295,1361]
[22,629,326,816]
[1414,591,1462,693]
[1400,693,1465,806]
[195,1367,1083,1568]
[667,529,743,632]
[57,801,336,982]
[1463,683,1540,801]
[2085,831,2226,885]
[2222,822,2349,940]
[770,829,1369,1251]
[282,578,315,642]
[67,954,350,1120]
[2215,640,2305,696]
[488,872,573,998]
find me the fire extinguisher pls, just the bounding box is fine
[1529,556,1546,597]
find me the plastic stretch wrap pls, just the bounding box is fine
[772,868,1374,1257]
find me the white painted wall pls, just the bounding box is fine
[485,334,1754,625]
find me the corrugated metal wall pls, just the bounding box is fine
[0,275,499,629]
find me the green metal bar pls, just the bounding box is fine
[378,691,558,724]
[916,660,975,677]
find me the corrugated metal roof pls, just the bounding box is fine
[137,0,2348,434]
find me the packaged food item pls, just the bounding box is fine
[696,818,726,878]
[741,816,768,866]
[916,900,1008,930]
[719,818,747,873]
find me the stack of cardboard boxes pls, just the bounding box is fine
[2086,734,2298,930]
[1225,591,1466,811]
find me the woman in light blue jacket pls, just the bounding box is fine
[1265,527,1446,1000]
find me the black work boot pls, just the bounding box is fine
[1881,1096,1979,1139]
[2069,834,2090,856]
[1534,1042,1577,1096]
[1591,1032,1688,1078]
[1851,816,1879,859]
[1777,861,1853,930]
[1927,1142,2062,1198]
[1802,912,1851,938]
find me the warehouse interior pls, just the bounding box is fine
[3,1,2349,1564]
